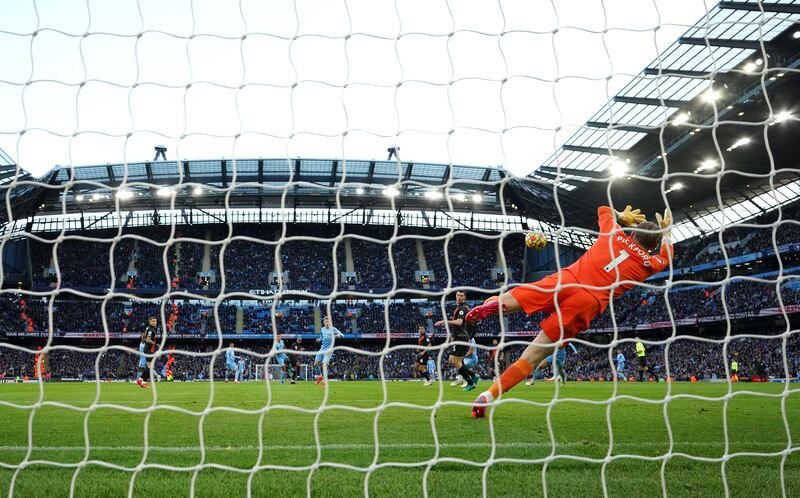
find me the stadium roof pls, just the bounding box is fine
[2,0,800,243]
[522,0,800,239]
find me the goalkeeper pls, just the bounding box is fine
[468,206,675,418]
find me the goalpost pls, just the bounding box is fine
[254,363,309,382]
[0,0,797,496]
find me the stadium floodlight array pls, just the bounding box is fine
[0,0,798,496]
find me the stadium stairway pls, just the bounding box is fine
[202,230,212,273]
[344,237,355,272]
[416,239,428,271]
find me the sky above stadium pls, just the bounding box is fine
[0,0,716,177]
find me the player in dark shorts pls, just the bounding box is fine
[136,316,158,388]
[415,325,433,386]
[489,338,505,380]
[434,290,478,392]
[290,337,304,383]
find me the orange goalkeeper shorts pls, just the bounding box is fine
[509,270,602,342]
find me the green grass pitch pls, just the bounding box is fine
[0,380,798,497]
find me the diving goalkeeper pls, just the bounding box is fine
[468,205,674,418]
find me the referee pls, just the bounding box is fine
[635,337,648,382]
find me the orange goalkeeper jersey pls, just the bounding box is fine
[563,206,673,306]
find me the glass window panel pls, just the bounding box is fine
[300,159,332,175]
[263,159,291,174]
[373,161,404,179]
[341,160,370,175]
[231,159,258,173]
[452,165,488,180]
[74,166,109,180]
[618,75,707,102]
[188,161,218,176]
[412,163,447,181]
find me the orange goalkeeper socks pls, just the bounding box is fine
[488,359,533,399]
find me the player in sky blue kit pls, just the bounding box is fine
[526,341,578,385]
[236,357,246,382]
[274,334,288,384]
[225,342,240,383]
[616,351,626,381]
[458,338,480,389]
[314,316,344,385]
[427,358,437,381]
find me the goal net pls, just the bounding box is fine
[255,363,308,382]
[0,0,798,496]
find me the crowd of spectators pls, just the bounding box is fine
[2,269,799,337]
[24,205,800,296]
[2,331,798,382]
[590,271,800,330]
[0,298,240,337]
[222,238,276,290]
[391,238,420,290]
[7,212,800,384]
[672,208,800,269]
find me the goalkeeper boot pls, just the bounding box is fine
[450,375,463,387]
[463,375,480,392]
[471,391,492,419]
[465,297,503,325]
[525,379,535,386]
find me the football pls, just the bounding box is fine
[525,231,547,250]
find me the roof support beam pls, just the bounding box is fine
[613,96,688,108]
[740,192,768,215]
[561,144,626,156]
[401,162,414,192]
[437,209,469,230]
[257,159,264,209]
[533,171,592,189]
[145,162,154,183]
[718,1,800,14]
[678,36,765,50]
[585,121,660,134]
[221,160,228,189]
[194,207,226,224]
[84,211,113,230]
[441,164,451,185]
[330,160,339,187]
[641,67,715,78]
[747,198,768,214]
[366,160,376,185]
[685,214,704,232]
[538,165,607,179]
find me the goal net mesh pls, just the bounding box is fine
[0,0,798,496]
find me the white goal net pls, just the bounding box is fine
[0,0,798,496]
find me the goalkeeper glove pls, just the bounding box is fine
[656,209,673,242]
[616,205,646,227]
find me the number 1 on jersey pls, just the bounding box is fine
[604,249,630,273]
